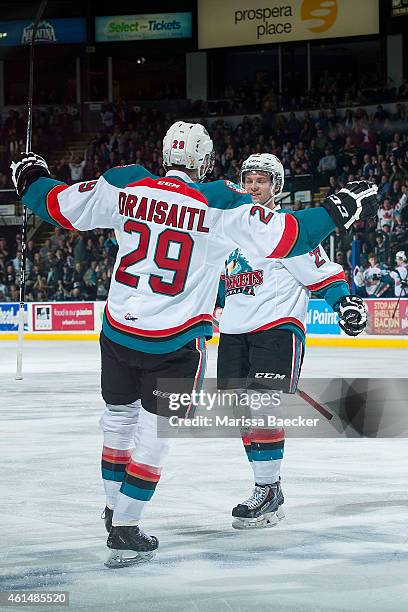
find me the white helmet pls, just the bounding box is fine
[396,251,407,263]
[163,121,214,181]
[240,153,285,195]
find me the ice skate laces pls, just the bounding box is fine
[242,485,270,509]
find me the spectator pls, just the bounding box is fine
[377,199,396,231]
[317,147,337,184]
[69,151,87,183]
[83,260,98,300]
[72,262,84,290]
[55,157,71,183]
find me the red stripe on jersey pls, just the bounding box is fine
[306,271,346,292]
[124,177,209,206]
[105,305,213,338]
[248,317,306,335]
[266,214,299,258]
[46,185,75,230]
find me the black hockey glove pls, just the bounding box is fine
[322,181,378,231]
[10,152,50,197]
[335,295,367,337]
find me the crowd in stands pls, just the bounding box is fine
[0,228,117,303]
[217,70,408,115]
[1,95,408,301]
[0,106,79,192]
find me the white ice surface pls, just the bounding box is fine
[0,342,407,612]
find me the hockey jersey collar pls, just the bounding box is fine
[165,170,193,183]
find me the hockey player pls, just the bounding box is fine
[390,251,408,297]
[11,123,378,567]
[354,254,392,297]
[217,153,369,530]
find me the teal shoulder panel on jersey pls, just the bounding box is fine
[22,177,65,227]
[284,208,336,257]
[195,180,252,210]
[102,165,157,188]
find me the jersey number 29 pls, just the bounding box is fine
[115,220,194,296]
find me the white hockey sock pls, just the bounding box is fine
[242,405,285,485]
[100,399,142,508]
[113,407,171,525]
[248,425,284,485]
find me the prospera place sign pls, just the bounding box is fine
[198,0,379,49]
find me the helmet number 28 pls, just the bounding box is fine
[172,140,185,149]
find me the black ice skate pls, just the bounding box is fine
[101,506,113,533]
[232,480,285,529]
[105,525,159,568]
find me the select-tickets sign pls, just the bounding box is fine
[32,303,94,332]
[306,299,340,335]
[0,303,27,331]
[366,299,408,335]
[95,13,192,42]
[0,18,86,46]
[198,0,379,49]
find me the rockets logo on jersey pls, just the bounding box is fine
[224,180,248,194]
[225,249,264,297]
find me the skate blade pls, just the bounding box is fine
[104,549,156,568]
[232,506,285,530]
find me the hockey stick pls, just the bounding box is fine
[16,0,48,380]
[297,388,335,421]
[392,284,407,319]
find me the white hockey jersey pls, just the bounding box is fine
[390,265,408,297]
[22,165,336,353]
[219,242,348,338]
[362,265,390,296]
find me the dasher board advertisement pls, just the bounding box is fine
[32,303,95,332]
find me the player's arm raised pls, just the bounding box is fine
[11,152,136,231]
[225,180,378,259]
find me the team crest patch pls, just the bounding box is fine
[225,249,264,297]
[224,180,247,194]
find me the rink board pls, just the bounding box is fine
[1,299,408,347]
[0,332,408,348]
